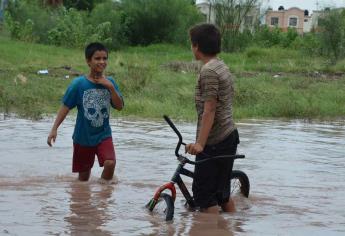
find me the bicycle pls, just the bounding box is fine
[146,115,250,221]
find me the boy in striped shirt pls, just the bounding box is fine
[186,23,240,214]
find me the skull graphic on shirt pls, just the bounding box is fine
[83,89,110,127]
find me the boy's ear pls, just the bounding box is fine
[86,58,91,66]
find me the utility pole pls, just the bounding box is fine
[208,0,212,23]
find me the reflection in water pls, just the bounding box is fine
[145,208,237,236]
[184,213,235,236]
[65,182,114,236]
[0,117,345,235]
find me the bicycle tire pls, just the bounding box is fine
[231,170,250,197]
[147,193,175,221]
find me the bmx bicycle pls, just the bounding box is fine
[146,115,250,221]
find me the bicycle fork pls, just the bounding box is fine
[147,182,176,210]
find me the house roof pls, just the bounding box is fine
[268,7,306,13]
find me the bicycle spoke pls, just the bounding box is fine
[231,179,242,194]
[153,199,167,214]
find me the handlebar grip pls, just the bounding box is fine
[236,155,245,159]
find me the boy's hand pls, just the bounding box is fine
[47,129,57,147]
[94,76,113,90]
[185,143,204,155]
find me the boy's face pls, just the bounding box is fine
[87,50,108,74]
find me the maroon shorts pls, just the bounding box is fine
[72,137,116,173]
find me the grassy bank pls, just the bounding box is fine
[1,36,345,121]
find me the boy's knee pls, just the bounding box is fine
[78,171,91,181]
[104,160,115,170]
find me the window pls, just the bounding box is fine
[304,19,308,22]
[289,17,298,27]
[271,17,279,26]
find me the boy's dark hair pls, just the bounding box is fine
[189,23,221,56]
[85,42,108,60]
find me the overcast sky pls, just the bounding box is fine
[197,0,345,12]
[263,0,345,11]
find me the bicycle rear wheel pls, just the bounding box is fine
[147,193,175,221]
[231,170,250,197]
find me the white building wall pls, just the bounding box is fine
[196,1,216,23]
[303,17,312,33]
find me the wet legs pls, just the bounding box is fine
[201,198,236,214]
[101,160,115,180]
[221,198,236,213]
[78,170,91,181]
[78,160,115,181]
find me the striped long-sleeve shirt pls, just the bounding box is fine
[195,58,235,145]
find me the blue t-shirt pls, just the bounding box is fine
[63,75,123,146]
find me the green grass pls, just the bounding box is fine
[235,75,345,119]
[1,36,345,120]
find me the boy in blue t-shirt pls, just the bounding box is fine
[47,42,124,181]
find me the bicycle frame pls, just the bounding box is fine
[150,159,197,210]
[148,115,245,210]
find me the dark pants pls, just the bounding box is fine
[192,129,240,209]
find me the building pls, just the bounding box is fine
[196,0,215,23]
[265,7,312,34]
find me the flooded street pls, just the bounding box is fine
[0,115,345,235]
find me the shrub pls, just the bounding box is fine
[87,1,124,49]
[279,28,299,48]
[318,9,345,62]
[5,0,60,43]
[254,25,282,47]
[120,0,202,46]
[290,33,321,55]
[47,8,88,48]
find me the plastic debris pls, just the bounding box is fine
[37,69,49,75]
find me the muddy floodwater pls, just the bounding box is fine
[0,116,345,236]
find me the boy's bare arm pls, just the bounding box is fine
[186,98,217,155]
[47,105,70,147]
[94,77,123,110]
[108,85,123,110]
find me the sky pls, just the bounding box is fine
[262,0,345,11]
[197,0,345,12]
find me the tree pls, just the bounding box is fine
[211,0,259,52]
[44,0,63,7]
[318,9,345,62]
[120,0,202,46]
[63,0,107,11]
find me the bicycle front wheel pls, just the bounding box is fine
[147,193,175,221]
[231,170,250,197]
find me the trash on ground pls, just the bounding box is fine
[37,69,49,75]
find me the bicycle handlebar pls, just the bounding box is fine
[163,115,186,157]
[179,154,245,165]
[163,115,245,163]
